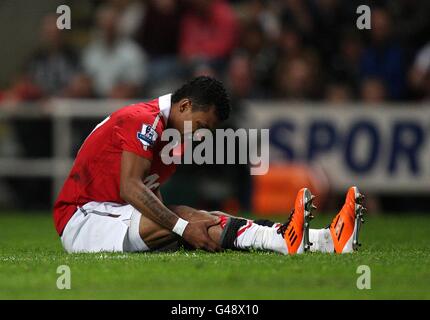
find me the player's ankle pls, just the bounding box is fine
[219,217,248,249]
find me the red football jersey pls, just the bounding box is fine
[53,94,177,235]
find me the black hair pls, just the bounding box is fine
[172,76,231,121]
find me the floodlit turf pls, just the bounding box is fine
[0,212,429,299]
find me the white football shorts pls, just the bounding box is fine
[61,201,149,253]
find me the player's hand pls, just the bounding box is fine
[209,210,236,218]
[182,218,221,252]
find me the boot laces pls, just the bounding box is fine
[277,209,295,237]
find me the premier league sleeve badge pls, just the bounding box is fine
[137,124,158,149]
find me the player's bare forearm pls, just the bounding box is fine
[120,151,179,230]
[120,151,221,252]
[154,187,163,201]
[127,179,178,229]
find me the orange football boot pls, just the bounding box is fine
[330,186,366,253]
[277,188,315,254]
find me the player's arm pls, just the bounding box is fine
[119,151,221,251]
[154,187,163,202]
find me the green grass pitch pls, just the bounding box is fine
[0,212,429,299]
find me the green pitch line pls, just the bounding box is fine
[0,212,429,299]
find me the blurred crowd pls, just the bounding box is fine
[1,0,429,211]
[1,0,430,105]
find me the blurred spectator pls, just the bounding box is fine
[179,0,238,71]
[62,74,94,98]
[237,0,281,43]
[192,63,217,79]
[236,22,277,96]
[310,0,349,63]
[278,24,306,60]
[409,42,430,100]
[275,56,320,100]
[7,14,80,101]
[330,30,363,94]
[387,0,430,50]
[239,22,266,58]
[82,5,147,98]
[109,0,145,39]
[280,0,313,40]
[360,77,387,103]
[325,83,353,104]
[359,8,406,100]
[2,0,429,104]
[135,0,181,58]
[226,54,254,100]
[134,0,184,95]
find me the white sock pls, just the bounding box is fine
[234,221,288,254]
[309,228,334,253]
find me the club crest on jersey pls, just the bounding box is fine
[137,124,158,147]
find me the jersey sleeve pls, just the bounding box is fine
[114,109,162,160]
